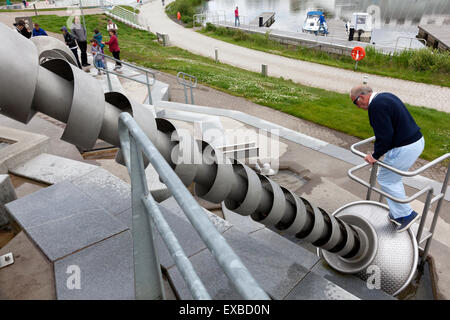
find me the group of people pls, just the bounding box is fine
[14,20,48,39]
[13,17,122,73]
[60,18,121,72]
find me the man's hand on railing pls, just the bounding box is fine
[364,153,377,165]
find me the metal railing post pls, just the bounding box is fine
[420,164,450,265]
[104,59,113,91]
[146,71,153,105]
[129,134,165,300]
[367,162,378,200]
[415,189,433,244]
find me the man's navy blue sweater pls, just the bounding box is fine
[369,92,422,160]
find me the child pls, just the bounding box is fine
[93,29,104,50]
[104,30,121,70]
[90,38,105,75]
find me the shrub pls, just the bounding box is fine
[205,22,216,32]
[232,29,249,41]
[409,48,436,71]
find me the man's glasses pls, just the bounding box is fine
[353,96,361,106]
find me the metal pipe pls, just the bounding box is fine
[420,164,450,265]
[141,194,211,300]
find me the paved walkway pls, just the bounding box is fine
[139,0,450,112]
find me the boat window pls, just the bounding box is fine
[357,16,366,24]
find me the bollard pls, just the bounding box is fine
[214,48,218,63]
[261,64,268,77]
[363,75,368,84]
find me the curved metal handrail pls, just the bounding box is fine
[350,136,450,177]
[349,136,449,265]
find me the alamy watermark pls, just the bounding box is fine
[66,265,81,290]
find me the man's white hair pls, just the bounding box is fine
[350,85,373,98]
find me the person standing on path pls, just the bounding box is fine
[14,20,31,39]
[350,85,425,232]
[61,26,82,69]
[104,29,122,70]
[235,6,240,26]
[71,17,89,67]
[107,19,118,35]
[32,23,48,37]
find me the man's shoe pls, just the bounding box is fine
[396,211,420,233]
[388,212,401,226]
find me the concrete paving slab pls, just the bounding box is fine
[221,227,310,299]
[11,153,98,185]
[26,207,127,262]
[248,227,320,271]
[319,143,364,166]
[160,197,233,234]
[115,205,209,271]
[168,225,310,300]
[285,271,359,300]
[221,203,265,235]
[54,231,134,300]
[0,231,55,300]
[0,125,49,174]
[5,181,102,229]
[71,167,131,216]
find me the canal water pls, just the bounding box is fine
[204,0,450,49]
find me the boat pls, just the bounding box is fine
[346,12,373,42]
[302,10,328,35]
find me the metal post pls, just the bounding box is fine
[105,62,113,92]
[146,72,153,105]
[190,86,194,105]
[183,83,188,104]
[420,164,450,265]
[366,162,378,200]
[261,64,268,77]
[214,48,218,63]
[415,189,433,244]
[129,134,165,300]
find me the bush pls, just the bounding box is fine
[205,22,216,32]
[408,48,436,71]
[232,29,249,41]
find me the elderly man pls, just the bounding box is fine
[350,85,425,232]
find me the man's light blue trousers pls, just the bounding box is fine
[377,137,425,219]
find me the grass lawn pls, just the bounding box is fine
[33,14,450,162]
[198,26,450,88]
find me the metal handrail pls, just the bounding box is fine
[351,136,450,177]
[394,36,427,52]
[176,71,197,104]
[94,52,155,104]
[118,112,269,300]
[349,136,450,265]
[103,0,140,26]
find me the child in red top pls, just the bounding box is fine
[104,29,121,69]
[234,6,240,26]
